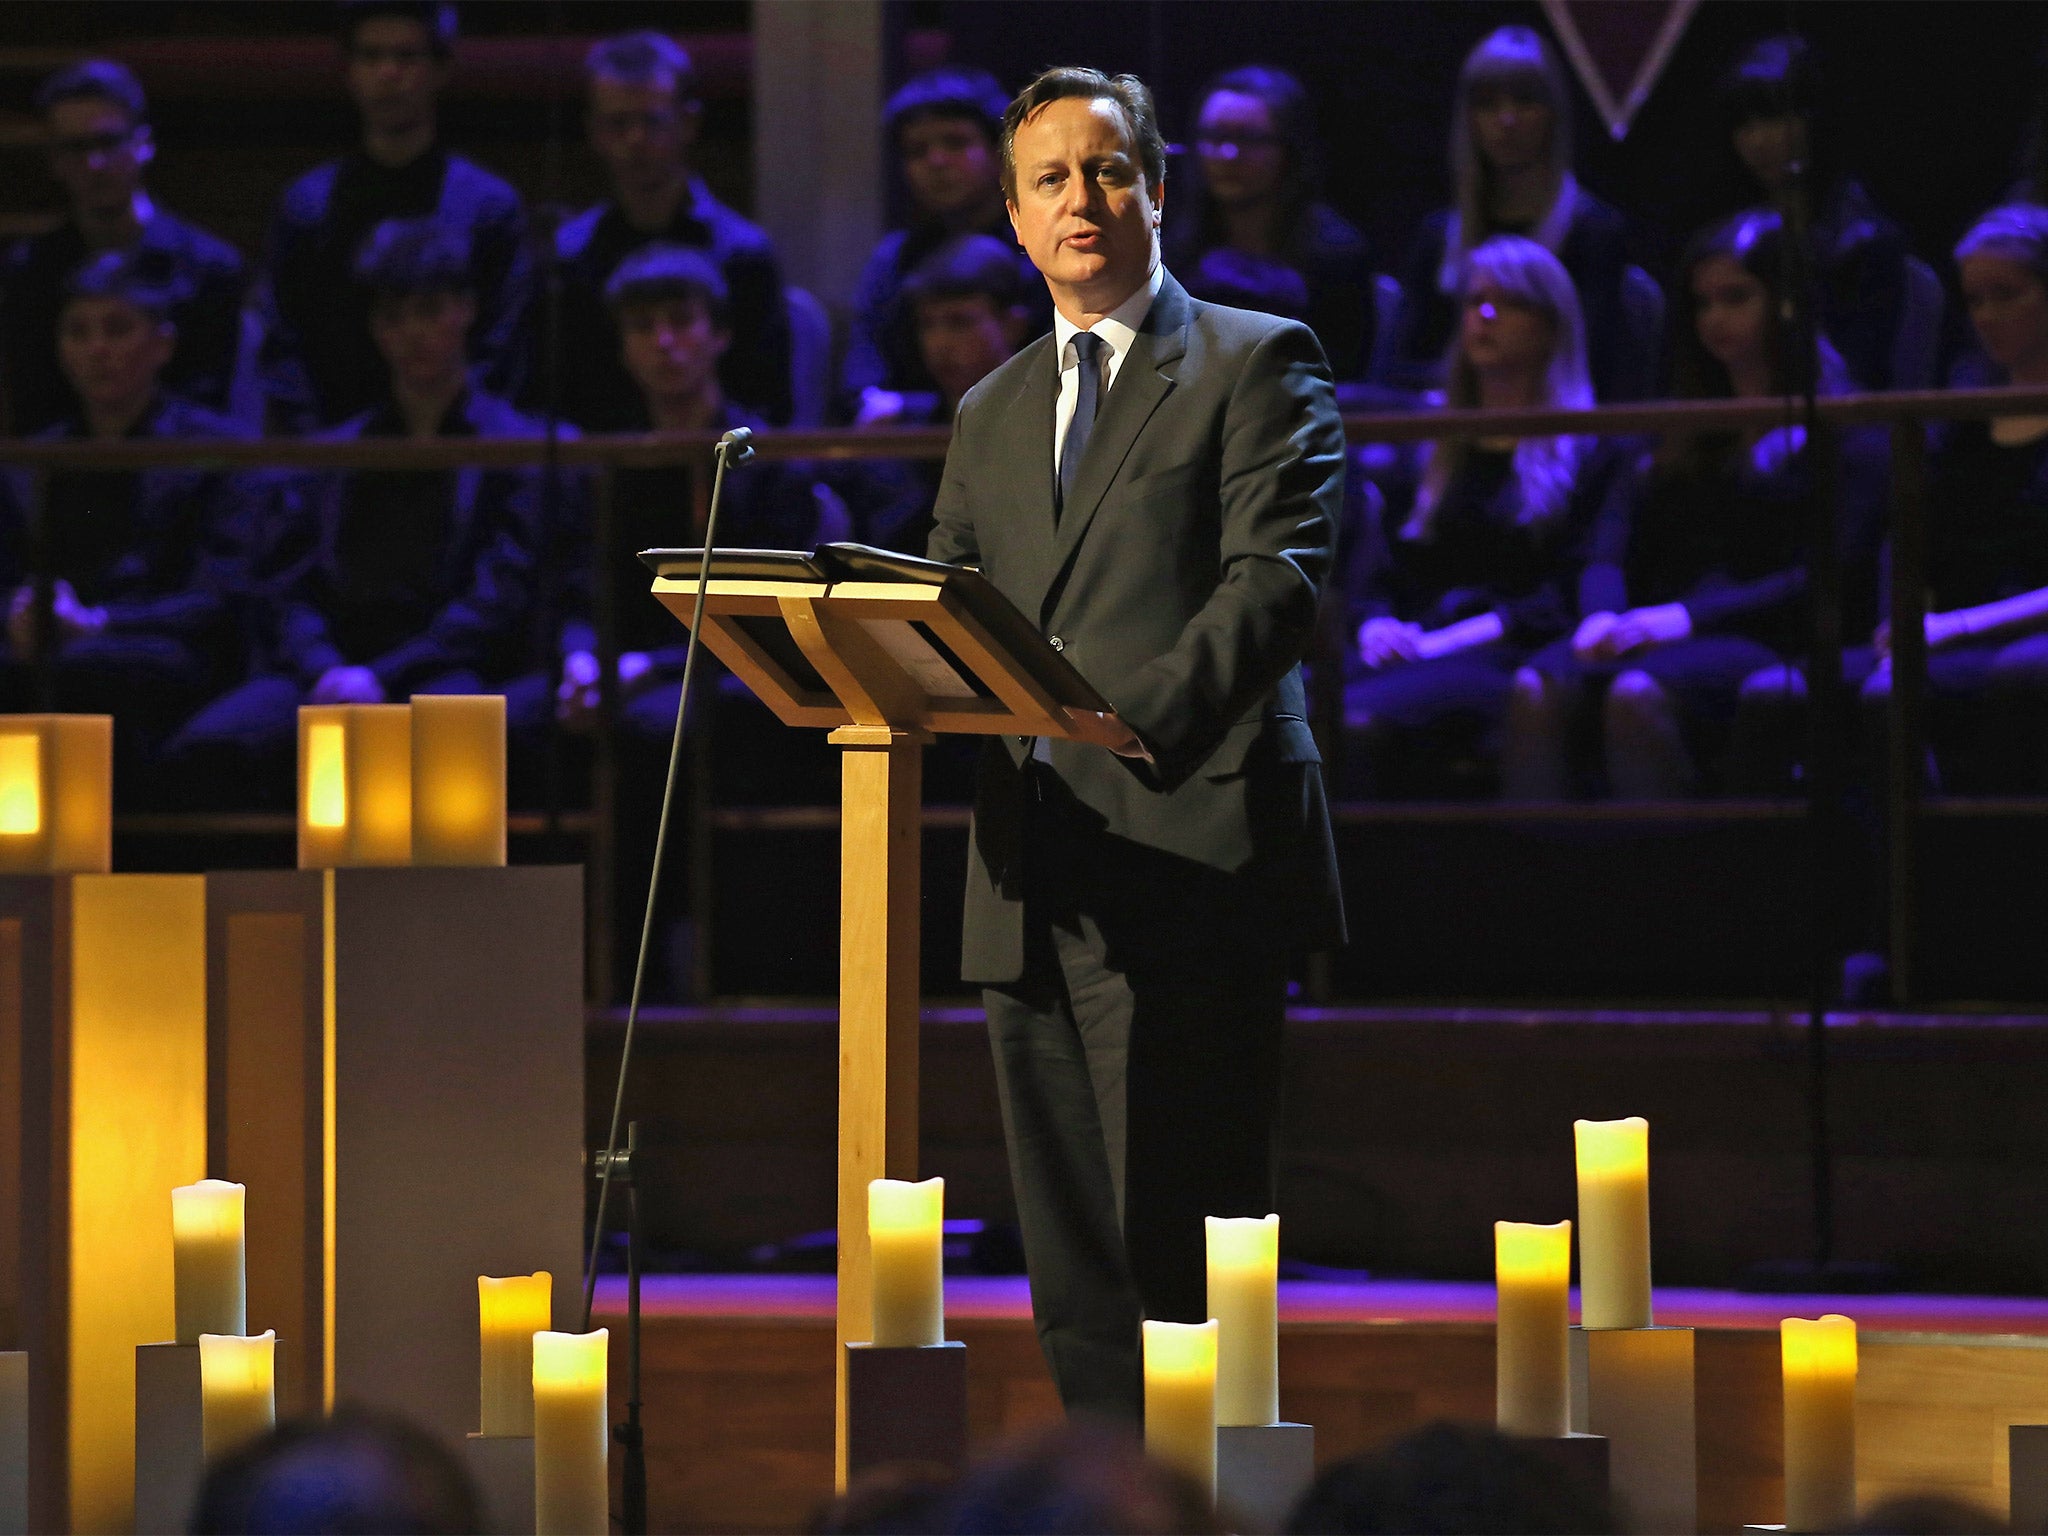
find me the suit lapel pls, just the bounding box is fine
[1048,273,1191,578]
[979,335,1060,612]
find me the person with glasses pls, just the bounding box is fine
[1165,65,1375,380]
[254,0,533,430]
[554,31,793,430]
[1,58,246,434]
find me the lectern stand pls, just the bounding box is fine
[644,544,1113,1483]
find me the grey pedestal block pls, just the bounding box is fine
[845,1342,968,1479]
[1571,1325,1697,1535]
[1216,1422,1315,1534]
[133,1343,202,1536]
[463,1434,536,1535]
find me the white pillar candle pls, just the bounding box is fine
[1574,1117,1652,1330]
[199,1331,275,1462]
[1782,1314,1857,1532]
[1206,1214,1279,1427]
[1495,1220,1571,1437]
[533,1329,608,1535]
[1143,1318,1218,1500]
[478,1272,551,1436]
[172,1180,246,1344]
[868,1177,944,1348]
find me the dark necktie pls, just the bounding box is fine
[1058,330,1106,515]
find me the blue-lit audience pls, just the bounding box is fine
[556,32,793,430]
[7,14,2048,815]
[1341,237,1634,798]
[1167,65,1376,380]
[1376,27,1637,401]
[1,60,246,434]
[255,1,532,430]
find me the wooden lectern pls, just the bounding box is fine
[643,543,1112,1482]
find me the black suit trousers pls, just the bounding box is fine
[983,763,1287,1422]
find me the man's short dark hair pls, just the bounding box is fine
[35,59,147,125]
[586,31,698,107]
[603,244,730,327]
[339,1,459,60]
[901,233,1026,314]
[353,217,475,300]
[64,250,171,322]
[886,66,1009,148]
[999,67,1166,202]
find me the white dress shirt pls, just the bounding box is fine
[1051,263,1166,477]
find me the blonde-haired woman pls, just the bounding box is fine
[1342,236,1633,797]
[1376,26,1634,400]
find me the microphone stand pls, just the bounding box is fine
[579,427,755,1527]
[592,1120,646,1535]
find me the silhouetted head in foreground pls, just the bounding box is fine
[1852,1492,2010,1535]
[189,1407,482,1535]
[1286,1420,1616,1535]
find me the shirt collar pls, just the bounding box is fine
[1053,262,1166,366]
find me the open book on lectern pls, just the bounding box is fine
[638,541,1114,738]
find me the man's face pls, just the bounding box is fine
[618,296,728,406]
[588,75,697,197]
[900,112,999,220]
[57,295,173,412]
[916,293,1022,405]
[46,96,151,219]
[1006,96,1161,314]
[369,289,476,396]
[346,16,445,138]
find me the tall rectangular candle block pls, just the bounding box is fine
[1216,1423,1315,1535]
[133,1344,202,1536]
[0,1352,24,1536]
[1144,1319,1218,1501]
[845,1343,968,1480]
[1496,1220,1571,1438]
[410,695,506,866]
[1781,1316,1856,1533]
[1575,1119,1653,1331]
[298,705,412,868]
[1570,1325,1697,1536]
[1208,1215,1280,1428]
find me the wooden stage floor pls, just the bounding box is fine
[591,1274,2048,1534]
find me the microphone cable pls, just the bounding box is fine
[580,425,756,1331]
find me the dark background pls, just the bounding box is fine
[2,1,2042,300]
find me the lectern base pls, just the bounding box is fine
[1216,1423,1315,1534]
[463,1434,536,1535]
[845,1342,967,1480]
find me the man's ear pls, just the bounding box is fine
[1001,306,1030,351]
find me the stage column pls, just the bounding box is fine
[832,725,925,1487]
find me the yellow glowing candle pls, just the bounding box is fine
[0,714,111,873]
[533,1329,608,1535]
[411,693,507,866]
[298,705,413,868]
[172,1180,246,1344]
[0,733,40,835]
[199,1331,275,1462]
[1206,1214,1278,1427]
[1782,1315,1857,1532]
[868,1177,944,1347]
[1144,1318,1218,1499]
[1495,1220,1571,1437]
[1574,1117,1652,1330]
[478,1272,552,1437]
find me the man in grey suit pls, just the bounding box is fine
[927,66,1346,1421]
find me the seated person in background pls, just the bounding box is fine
[847,66,1045,423]
[1508,209,1886,800]
[257,0,532,429]
[553,244,825,739]
[846,232,1035,553]
[1376,27,1634,401]
[1341,236,1631,799]
[166,218,542,800]
[1865,205,2048,792]
[0,253,255,801]
[2,58,245,433]
[1184,246,1311,321]
[1165,64,1375,379]
[1718,35,1909,392]
[557,32,792,429]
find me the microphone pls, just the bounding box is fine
[717,426,755,465]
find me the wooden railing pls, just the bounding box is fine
[10,382,2048,1001]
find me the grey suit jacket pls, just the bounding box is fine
[929,270,1347,985]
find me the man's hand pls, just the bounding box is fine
[9,580,104,655]
[1571,610,1622,662]
[1602,602,1692,657]
[309,665,385,704]
[556,649,656,726]
[1061,706,1148,758]
[855,387,907,427]
[1358,617,1422,671]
